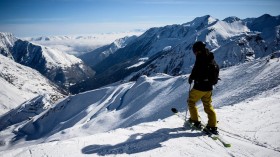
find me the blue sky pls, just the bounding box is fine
[0,0,279,37]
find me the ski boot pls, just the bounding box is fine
[204,126,219,135]
[188,119,203,130]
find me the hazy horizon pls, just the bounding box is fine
[0,0,279,37]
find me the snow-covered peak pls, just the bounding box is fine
[113,35,137,49]
[183,15,218,28]
[223,16,241,23]
[245,14,280,32]
[206,20,250,43]
[40,46,82,68]
[258,13,273,21]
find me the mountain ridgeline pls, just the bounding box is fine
[71,14,280,94]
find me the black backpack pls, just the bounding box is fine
[207,54,220,85]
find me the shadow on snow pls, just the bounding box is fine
[81,127,203,155]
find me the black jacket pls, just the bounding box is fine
[190,49,214,91]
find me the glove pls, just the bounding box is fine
[188,77,193,84]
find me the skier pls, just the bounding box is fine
[187,41,219,135]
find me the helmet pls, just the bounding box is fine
[192,41,206,53]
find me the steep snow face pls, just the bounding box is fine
[0,55,65,115]
[41,46,82,68]
[0,77,32,114]
[0,33,95,88]
[205,20,250,47]
[112,35,139,50]
[0,33,16,48]
[0,32,17,58]
[222,16,241,23]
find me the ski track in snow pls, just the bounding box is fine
[0,58,280,157]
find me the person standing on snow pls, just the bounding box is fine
[187,41,219,135]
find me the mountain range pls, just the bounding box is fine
[69,14,280,93]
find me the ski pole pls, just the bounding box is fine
[186,81,192,120]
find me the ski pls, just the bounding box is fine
[171,108,231,148]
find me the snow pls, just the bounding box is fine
[0,32,17,58]
[1,56,280,156]
[0,32,95,87]
[163,46,172,51]
[0,33,16,48]
[183,15,218,28]
[126,58,149,69]
[41,46,82,68]
[205,20,250,46]
[126,61,146,69]
[0,55,65,115]
[0,77,32,112]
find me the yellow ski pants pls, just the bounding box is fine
[188,89,217,127]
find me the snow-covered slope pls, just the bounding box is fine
[25,31,144,56]
[2,91,280,157]
[1,56,280,156]
[0,32,95,88]
[0,33,17,58]
[0,55,65,115]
